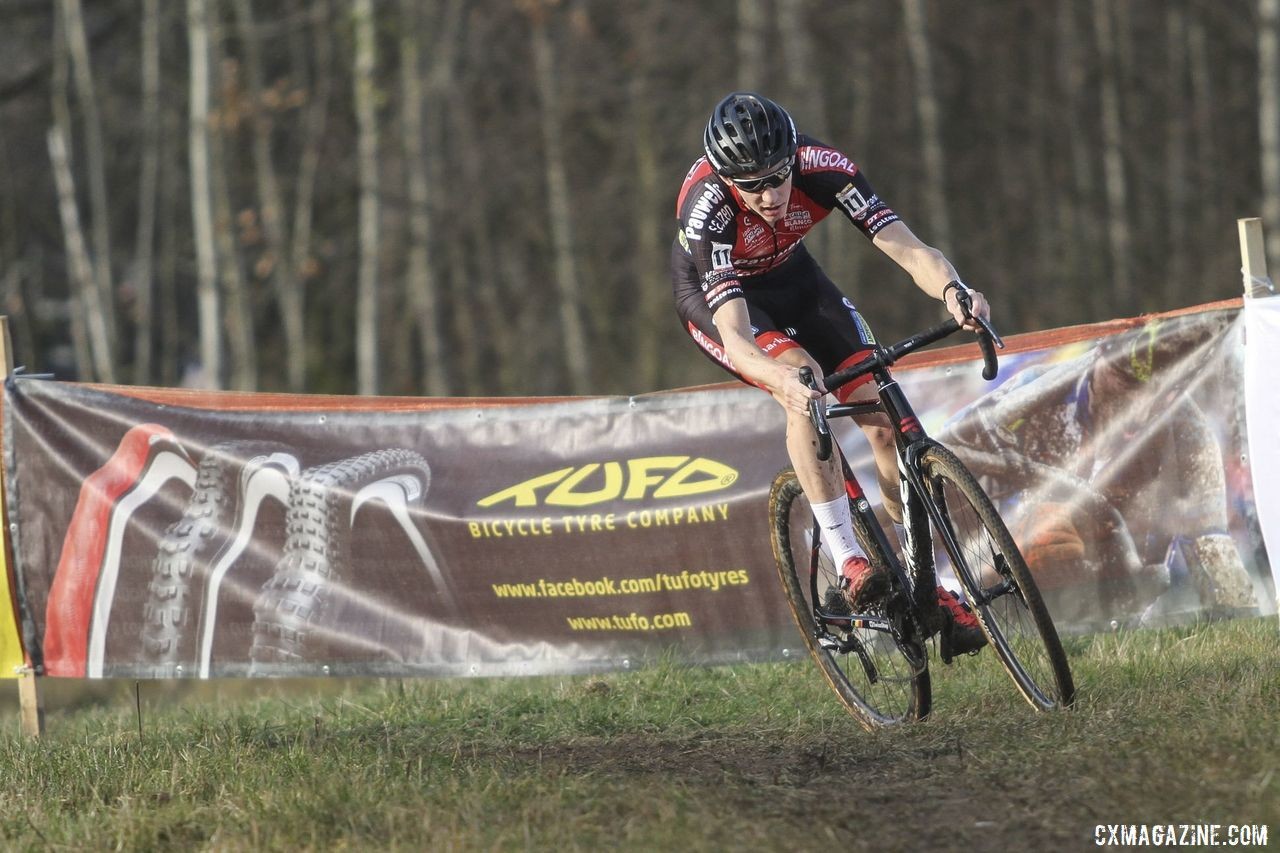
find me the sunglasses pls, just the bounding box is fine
[730,162,793,193]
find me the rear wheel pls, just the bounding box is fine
[769,469,930,729]
[920,445,1076,710]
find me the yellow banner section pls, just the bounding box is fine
[0,523,24,678]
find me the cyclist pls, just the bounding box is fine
[672,91,987,651]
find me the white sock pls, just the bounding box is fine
[810,495,862,568]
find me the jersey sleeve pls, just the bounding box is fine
[677,177,743,311]
[795,136,900,239]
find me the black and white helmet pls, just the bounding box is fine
[703,92,798,177]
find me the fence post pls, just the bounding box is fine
[0,316,44,736]
[1238,218,1276,297]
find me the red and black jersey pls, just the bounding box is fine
[672,134,900,311]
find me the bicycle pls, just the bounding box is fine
[768,294,1076,729]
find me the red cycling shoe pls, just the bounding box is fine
[936,586,986,656]
[841,556,890,609]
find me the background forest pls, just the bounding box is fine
[1,0,1278,396]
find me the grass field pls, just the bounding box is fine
[1,617,1276,851]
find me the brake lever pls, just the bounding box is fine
[974,314,1005,350]
[954,289,1005,349]
[797,366,832,462]
[954,289,1003,380]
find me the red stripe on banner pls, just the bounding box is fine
[43,424,175,676]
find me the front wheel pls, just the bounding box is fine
[920,445,1076,710]
[769,469,930,729]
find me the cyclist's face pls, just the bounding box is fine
[726,168,793,224]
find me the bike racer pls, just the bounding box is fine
[672,91,988,650]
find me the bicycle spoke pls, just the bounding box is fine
[921,446,1075,710]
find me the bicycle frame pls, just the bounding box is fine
[778,303,1077,715]
[808,311,1002,625]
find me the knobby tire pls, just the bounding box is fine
[769,469,930,730]
[920,444,1076,710]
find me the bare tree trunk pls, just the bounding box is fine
[840,0,873,301]
[1057,0,1101,311]
[58,0,116,354]
[285,0,335,392]
[158,105,182,388]
[353,0,380,395]
[1092,0,1133,312]
[777,0,837,273]
[233,0,305,391]
[627,7,668,392]
[0,128,36,363]
[1261,0,1280,274]
[527,1,589,394]
[400,0,450,396]
[133,0,161,385]
[736,0,766,92]
[1186,17,1217,292]
[902,0,953,254]
[209,14,256,392]
[188,0,221,388]
[49,18,108,383]
[1164,6,1190,305]
[49,127,112,382]
[439,100,483,394]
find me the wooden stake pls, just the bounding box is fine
[1238,218,1275,297]
[0,316,44,736]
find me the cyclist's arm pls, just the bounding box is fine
[713,298,819,418]
[871,220,989,329]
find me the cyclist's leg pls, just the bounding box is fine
[676,283,875,588]
[782,263,902,522]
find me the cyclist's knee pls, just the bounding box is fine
[858,420,895,451]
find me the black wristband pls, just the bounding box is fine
[942,280,969,302]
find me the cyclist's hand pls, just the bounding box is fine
[776,366,823,418]
[945,285,990,333]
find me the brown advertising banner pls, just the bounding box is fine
[2,302,1273,680]
[3,381,796,678]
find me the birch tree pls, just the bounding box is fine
[58,0,116,353]
[188,0,221,388]
[48,127,111,382]
[1092,0,1133,311]
[1163,6,1190,304]
[132,0,161,384]
[524,0,590,394]
[286,0,335,391]
[902,0,952,255]
[399,0,454,396]
[1261,0,1280,276]
[49,15,109,381]
[353,0,380,395]
[233,0,304,390]
[209,25,256,391]
[736,0,766,93]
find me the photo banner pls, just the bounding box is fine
[2,301,1271,680]
[838,304,1272,632]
